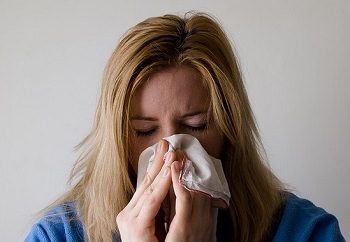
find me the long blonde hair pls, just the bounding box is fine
[53,12,284,241]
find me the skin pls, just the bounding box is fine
[117,66,224,241]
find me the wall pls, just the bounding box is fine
[1,0,349,240]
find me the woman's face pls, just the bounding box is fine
[129,66,224,171]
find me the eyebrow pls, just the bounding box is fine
[130,116,157,121]
[130,111,208,121]
[180,111,207,119]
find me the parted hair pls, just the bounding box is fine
[51,12,284,241]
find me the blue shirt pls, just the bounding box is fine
[25,193,345,241]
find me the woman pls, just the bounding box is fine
[25,12,344,242]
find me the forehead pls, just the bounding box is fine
[130,66,209,116]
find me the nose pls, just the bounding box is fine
[160,122,180,139]
[162,127,178,138]
[159,125,186,160]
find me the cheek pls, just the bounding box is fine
[129,137,146,172]
[197,132,224,159]
[129,136,160,172]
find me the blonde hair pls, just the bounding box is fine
[52,12,284,241]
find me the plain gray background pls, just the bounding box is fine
[1,1,349,241]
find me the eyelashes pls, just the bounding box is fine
[186,123,207,132]
[134,123,208,137]
[134,129,157,137]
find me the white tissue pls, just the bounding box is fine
[136,134,231,208]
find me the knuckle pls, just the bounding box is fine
[143,183,154,196]
[116,210,128,223]
[145,193,157,205]
[116,211,126,225]
[142,172,153,187]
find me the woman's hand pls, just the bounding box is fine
[117,139,218,242]
[116,140,172,242]
[165,160,218,242]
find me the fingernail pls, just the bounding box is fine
[174,161,181,172]
[163,167,169,177]
[156,141,163,153]
[164,151,172,165]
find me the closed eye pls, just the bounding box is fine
[185,123,207,132]
[134,128,157,137]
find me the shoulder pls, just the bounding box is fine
[25,202,85,242]
[273,192,345,242]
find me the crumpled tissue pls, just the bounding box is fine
[136,134,231,208]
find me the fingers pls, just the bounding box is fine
[147,139,169,180]
[168,160,218,241]
[170,161,192,222]
[136,165,171,220]
[123,141,177,220]
[137,151,176,220]
[116,141,175,241]
[128,139,169,206]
